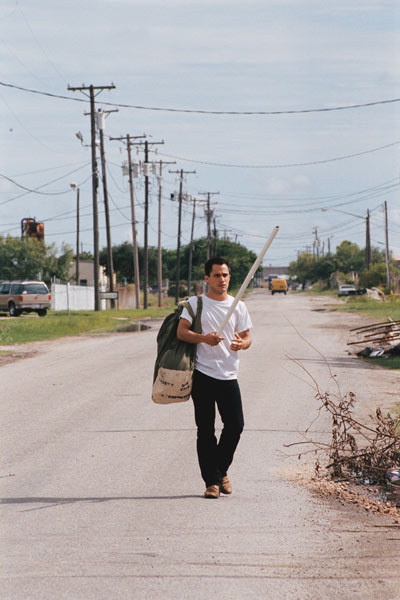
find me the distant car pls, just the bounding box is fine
[338,284,356,297]
[271,279,288,295]
[0,280,51,316]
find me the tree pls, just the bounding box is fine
[289,252,314,287]
[359,263,390,289]
[102,237,259,289]
[75,251,94,261]
[335,241,364,274]
[310,255,337,285]
[0,236,73,284]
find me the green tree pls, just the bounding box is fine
[50,243,74,282]
[103,237,259,289]
[75,251,94,260]
[358,263,388,288]
[289,252,313,287]
[0,236,73,284]
[335,240,364,274]
[310,255,337,286]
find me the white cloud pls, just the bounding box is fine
[293,175,311,188]
[266,178,291,197]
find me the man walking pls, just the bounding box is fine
[177,257,252,498]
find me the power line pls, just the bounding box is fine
[0,163,92,206]
[159,141,400,168]
[1,80,400,116]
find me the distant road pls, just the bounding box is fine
[1,291,398,599]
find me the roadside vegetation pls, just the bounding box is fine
[289,239,399,294]
[0,297,175,346]
[0,285,250,346]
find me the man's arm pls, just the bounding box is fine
[177,318,224,346]
[230,329,252,352]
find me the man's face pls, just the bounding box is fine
[205,263,231,295]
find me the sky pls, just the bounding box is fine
[1,0,400,271]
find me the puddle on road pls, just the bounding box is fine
[116,322,151,333]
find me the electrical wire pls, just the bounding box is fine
[1,80,400,116]
[159,141,400,169]
[0,162,92,206]
[16,4,68,85]
[9,161,90,178]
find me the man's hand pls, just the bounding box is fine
[203,332,225,346]
[230,330,251,352]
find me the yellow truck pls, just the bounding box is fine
[271,279,288,295]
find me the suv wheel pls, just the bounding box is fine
[37,309,47,317]
[9,302,21,317]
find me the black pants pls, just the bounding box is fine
[191,369,244,487]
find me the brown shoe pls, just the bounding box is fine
[220,475,232,495]
[204,485,220,499]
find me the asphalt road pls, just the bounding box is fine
[1,291,399,600]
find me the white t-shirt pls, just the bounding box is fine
[180,293,253,380]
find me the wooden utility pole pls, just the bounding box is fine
[76,187,80,285]
[187,196,196,296]
[384,201,390,288]
[110,133,146,309]
[68,83,115,310]
[151,159,176,307]
[312,226,319,262]
[365,209,372,270]
[157,164,163,307]
[199,191,219,260]
[135,140,164,309]
[96,108,118,306]
[170,169,196,304]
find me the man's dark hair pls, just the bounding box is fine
[204,257,231,277]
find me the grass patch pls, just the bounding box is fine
[0,287,253,346]
[332,296,400,320]
[0,300,175,346]
[364,355,400,370]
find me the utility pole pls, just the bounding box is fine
[144,141,150,310]
[199,192,219,260]
[312,227,319,262]
[152,159,176,307]
[384,201,390,288]
[170,169,196,304]
[213,216,218,257]
[110,133,146,308]
[187,196,196,296]
[135,140,164,309]
[365,209,372,270]
[95,108,118,306]
[68,83,115,310]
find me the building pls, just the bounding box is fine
[263,265,289,280]
[68,259,108,287]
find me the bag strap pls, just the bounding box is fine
[182,295,202,333]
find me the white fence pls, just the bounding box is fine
[51,283,107,311]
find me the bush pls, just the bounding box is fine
[358,264,388,289]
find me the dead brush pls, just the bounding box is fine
[283,316,400,486]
